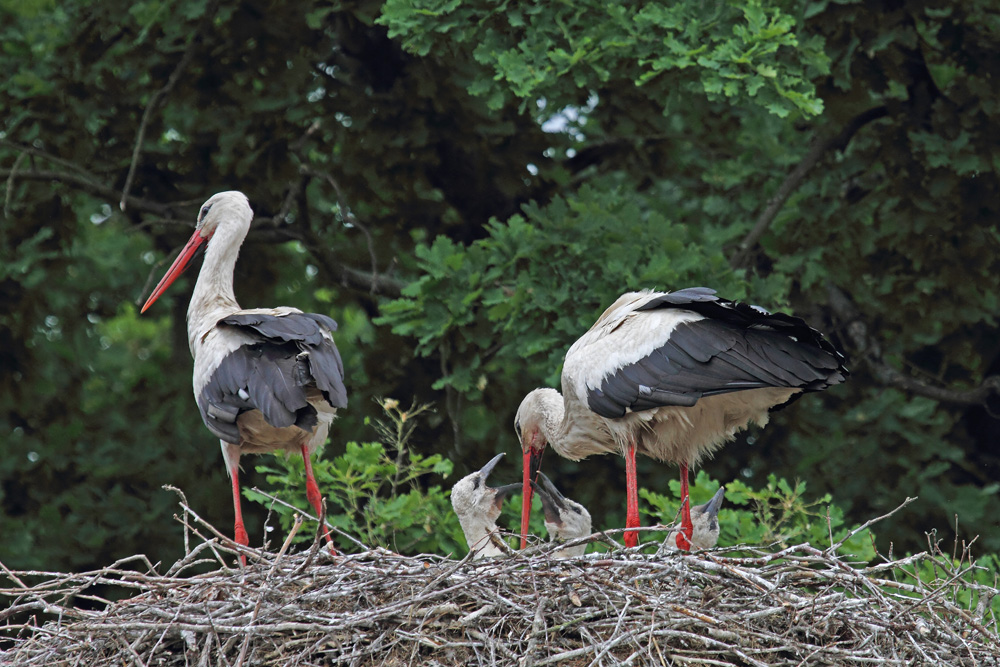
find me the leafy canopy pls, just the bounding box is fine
[379,0,828,117]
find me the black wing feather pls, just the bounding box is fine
[197,311,348,443]
[589,288,848,419]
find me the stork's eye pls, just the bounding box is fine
[472,477,481,490]
[514,419,522,439]
[199,204,213,221]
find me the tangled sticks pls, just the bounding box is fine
[2,499,998,666]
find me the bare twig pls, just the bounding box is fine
[299,166,382,295]
[2,496,997,666]
[4,149,28,218]
[730,106,889,269]
[828,283,1000,414]
[119,0,221,211]
[0,168,176,216]
[826,497,918,554]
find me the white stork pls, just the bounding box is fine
[141,191,347,562]
[451,453,521,559]
[530,472,591,558]
[514,287,847,551]
[662,487,725,552]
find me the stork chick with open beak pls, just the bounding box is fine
[531,472,591,557]
[451,453,521,559]
[663,487,725,552]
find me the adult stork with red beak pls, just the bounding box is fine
[142,191,347,562]
[514,287,847,551]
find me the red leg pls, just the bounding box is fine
[675,462,693,551]
[301,445,336,552]
[624,439,640,548]
[520,448,534,550]
[231,465,249,566]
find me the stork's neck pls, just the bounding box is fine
[531,387,610,461]
[457,513,505,558]
[531,389,572,453]
[187,221,245,354]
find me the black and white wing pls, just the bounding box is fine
[573,288,848,420]
[197,311,348,443]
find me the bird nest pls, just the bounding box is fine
[2,499,998,667]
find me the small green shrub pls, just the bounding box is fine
[245,399,467,556]
[640,470,877,560]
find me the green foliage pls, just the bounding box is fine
[641,471,875,560]
[378,0,828,117]
[246,400,468,556]
[378,184,791,395]
[2,0,1000,576]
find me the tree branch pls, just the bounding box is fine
[3,150,27,219]
[119,0,220,211]
[255,225,406,298]
[299,166,382,295]
[730,106,888,270]
[0,168,179,217]
[1,139,406,299]
[827,283,1000,415]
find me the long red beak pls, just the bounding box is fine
[141,230,208,313]
[520,444,543,549]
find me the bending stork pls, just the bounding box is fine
[451,453,521,558]
[531,472,591,558]
[141,191,347,562]
[515,287,847,551]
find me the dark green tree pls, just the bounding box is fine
[1,0,997,572]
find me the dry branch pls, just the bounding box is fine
[2,504,997,666]
[828,283,1000,415]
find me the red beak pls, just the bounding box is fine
[141,229,208,313]
[520,443,543,549]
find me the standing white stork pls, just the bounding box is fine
[514,287,847,551]
[451,453,521,558]
[141,191,347,562]
[530,472,591,558]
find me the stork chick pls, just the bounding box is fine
[663,487,725,552]
[530,472,592,557]
[451,453,521,559]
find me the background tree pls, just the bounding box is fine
[1,0,997,573]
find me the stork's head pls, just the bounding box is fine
[451,453,520,555]
[669,487,725,551]
[531,471,591,545]
[515,388,559,549]
[140,191,252,313]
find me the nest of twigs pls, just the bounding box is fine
[2,496,998,667]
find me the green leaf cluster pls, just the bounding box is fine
[641,470,875,559]
[379,0,827,117]
[378,184,777,396]
[246,400,467,556]
[3,0,1000,574]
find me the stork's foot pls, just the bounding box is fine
[674,528,692,551]
[302,445,338,555]
[675,461,692,551]
[234,522,250,566]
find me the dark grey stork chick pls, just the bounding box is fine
[531,472,592,557]
[451,453,521,559]
[665,487,725,552]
